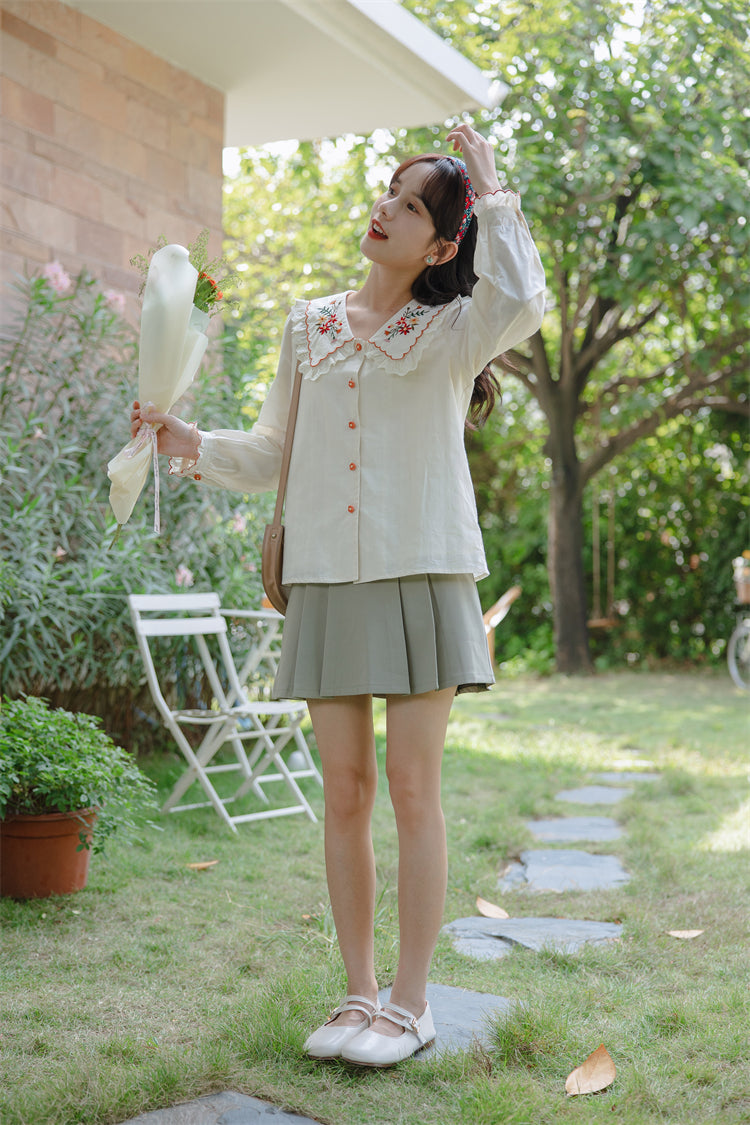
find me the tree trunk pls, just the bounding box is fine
[547,418,594,675]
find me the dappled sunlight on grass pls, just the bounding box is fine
[699,796,750,853]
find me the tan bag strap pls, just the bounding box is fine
[272,363,303,524]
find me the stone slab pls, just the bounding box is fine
[443,915,623,960]
[555,785,633,805]
[119,984,513,1121]
[119,1092,319,1124]
[527,816,623,842]
[378,981,512,1060]
[594,771,660,784]
[498,849,630,892]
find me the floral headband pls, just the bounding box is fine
[447,157,476,245]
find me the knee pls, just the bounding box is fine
[386,764,440,825]
[323,764,378,823]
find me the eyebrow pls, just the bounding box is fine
[389,174,426,205]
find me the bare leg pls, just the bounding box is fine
[307,694,379,1026]
[374,687,455,1036]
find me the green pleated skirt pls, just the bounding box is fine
[272,573,495,700]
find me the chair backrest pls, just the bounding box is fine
[128,593,245,718]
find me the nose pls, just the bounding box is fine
[377,194,394,219]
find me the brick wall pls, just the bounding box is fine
[0,0,225,327]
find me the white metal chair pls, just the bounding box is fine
[221,605,323,788]
[128,593,318,831]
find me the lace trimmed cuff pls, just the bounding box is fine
[168,425,205,480]
[474,186,522,211]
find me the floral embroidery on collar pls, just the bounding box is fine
[299,291,447,374]
[382,303,435,342]
[312,300,345,344]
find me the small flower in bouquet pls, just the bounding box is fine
[130,229,238,317]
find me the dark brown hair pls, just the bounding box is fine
[392,155,501,427]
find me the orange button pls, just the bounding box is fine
[347,505,355,513]
[348,379,356,388]
[349,462,357,471]
[348,421,356,429]
[355,341,362,351]
[194,473,202,481]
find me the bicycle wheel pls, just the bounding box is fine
[727,620,750,690]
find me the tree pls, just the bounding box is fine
[406,0,750,671]
[223,0,749,673]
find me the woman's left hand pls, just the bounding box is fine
[445,123,501,197]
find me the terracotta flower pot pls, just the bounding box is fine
[0,809,97,899]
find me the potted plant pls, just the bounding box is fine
[0,695,158,899]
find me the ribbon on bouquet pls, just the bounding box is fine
[123,407,161,532]
[107,245,209,531]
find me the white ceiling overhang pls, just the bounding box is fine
[67,0,505,146]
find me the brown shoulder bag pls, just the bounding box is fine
[261,363,303,615]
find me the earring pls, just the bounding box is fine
[426,255,435,265]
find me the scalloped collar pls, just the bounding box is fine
[300,291,447,372]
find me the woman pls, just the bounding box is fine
[131,123,545,1067]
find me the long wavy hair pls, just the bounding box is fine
[393,154,501,427]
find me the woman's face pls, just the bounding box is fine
[361,161,443,272]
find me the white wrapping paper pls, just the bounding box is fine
[107,244,209,528]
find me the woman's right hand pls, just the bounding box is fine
[130,401,201,461]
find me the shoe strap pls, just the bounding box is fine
[325,995,378,1026]
[381,1001,428,1044]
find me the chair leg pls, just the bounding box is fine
[161,720,240,832]
[234,718,318,823]
[293,724,323,786]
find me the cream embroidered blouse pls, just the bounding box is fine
[179,190,546,585]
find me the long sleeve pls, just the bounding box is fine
[172,317,296,493]
[449,189,546,384]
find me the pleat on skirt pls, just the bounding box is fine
[272,573,494,700]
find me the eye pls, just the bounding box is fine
[387,185,396,196]
[407,201,418,213]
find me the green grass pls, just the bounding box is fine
[1,672,748,1125]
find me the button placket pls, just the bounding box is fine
[344,356,362,520]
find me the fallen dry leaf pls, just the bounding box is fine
[476,895,510,919]
[565,1044,616,1096]
[667,929,704,940]
[186,860,219,871]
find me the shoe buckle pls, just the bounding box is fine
[410,1016,419,1032]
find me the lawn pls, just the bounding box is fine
[1,672,748,1125]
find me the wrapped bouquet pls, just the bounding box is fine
[107,232,232,532]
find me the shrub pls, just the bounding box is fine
[0,695,158,851]
[0,268,272,745]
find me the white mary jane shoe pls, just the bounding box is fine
[341,1000,436,1067]
[304,995,379,1059]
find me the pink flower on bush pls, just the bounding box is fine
[232,513,247,533]
[175,564,194,588]
[104,288,126,315]
[42,260,72,295]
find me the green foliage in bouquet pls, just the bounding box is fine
[0,267,272,744]
[130,228,239,316]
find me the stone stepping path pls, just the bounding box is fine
[527,815,623,842]
[443,765,662,975]
[443,915,623,960]
[555,784,633,805]
[498,848,630,892]
[595,771,660,784]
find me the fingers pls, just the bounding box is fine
[445,123,499,196]
[446,122,480,152]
